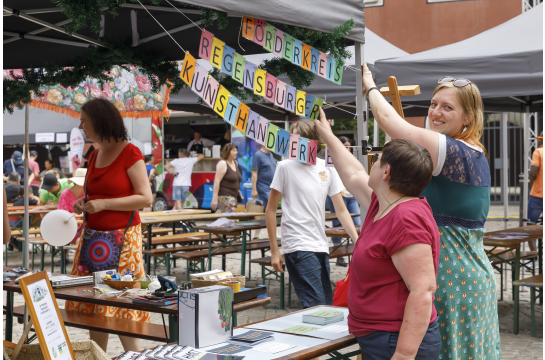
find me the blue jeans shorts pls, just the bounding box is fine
[528,195,543,224]
[356,318,441,360]
[283,251,333,308]
[172,186,190,202]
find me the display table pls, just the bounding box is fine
[3,268,271,343]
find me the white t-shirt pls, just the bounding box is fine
[186,138,215,152]
[270,158,344,254]
[170,157,199,187]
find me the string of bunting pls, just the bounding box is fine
[241,17,346,83]
[193,32,326,119]
[180,53,335,167]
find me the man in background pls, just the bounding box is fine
[4,172,21,203]
[3,151,34,185]
[187,130,215,153]
[28,150,41,196]
[165,149,204,210]
[35,174,73,209]
[251,145,276,211]
[528,132,543,251]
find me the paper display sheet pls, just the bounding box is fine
[245,307,351,340]
[28,279,73,360]
[198,328,328,360]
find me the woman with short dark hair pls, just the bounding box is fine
[211,143,243,213]
[66,98,153,353]
[316,111,441,360]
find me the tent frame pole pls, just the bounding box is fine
[502,113,509,229]
[355,41,367,222]
[522,106,530,225]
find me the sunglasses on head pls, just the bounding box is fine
[438,76,473,87]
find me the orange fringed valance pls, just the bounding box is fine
[28,86,172,120]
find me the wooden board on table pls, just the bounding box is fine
[140,212,267,225]
[483,225,543,247]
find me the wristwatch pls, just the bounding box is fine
[366,87,381,101]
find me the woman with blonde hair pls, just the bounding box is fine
[362,64,500,359]
[211,143,243,213]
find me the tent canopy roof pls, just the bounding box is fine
[3,0,364,69]
[374,4,543,103]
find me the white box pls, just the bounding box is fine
[178,285,234,348]
[212,145,221,159]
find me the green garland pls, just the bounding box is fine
[5,1,355,114]
[3,39,187,114]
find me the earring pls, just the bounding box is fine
[462,126,468,133]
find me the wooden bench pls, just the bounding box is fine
[487,249,539,301]
[513,273,543,337]
[13,306,169,342]
[15,237,78,274]
[141,227,184,236]
[142,233,223,247]
[250,244,355,309]
[172,239,279,281]
[10,228,41,236]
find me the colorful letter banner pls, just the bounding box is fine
[241,16,343,84]
[180,51,335,166]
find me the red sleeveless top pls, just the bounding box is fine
[86,143,143,230]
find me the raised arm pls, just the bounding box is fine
[315,108,373,211]
[363,64,440,169]
[210,161,227,211]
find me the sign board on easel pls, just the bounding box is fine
[18,271,75,360]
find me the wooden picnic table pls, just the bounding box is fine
[325,226,362,239]
[139,212,266,275]
[193,214,360,277]
[138,209,211,217]
[2,268,271,343]
[483,224,543,334]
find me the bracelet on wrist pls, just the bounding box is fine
[366,87,381,101]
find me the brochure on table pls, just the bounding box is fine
[198,328,328,360]
[245,307,350,340]
[19,270,75,360]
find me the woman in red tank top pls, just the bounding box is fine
[66,99,153,353]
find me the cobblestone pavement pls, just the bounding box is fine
[3,205,543,358]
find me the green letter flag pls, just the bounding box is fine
[232,54,246,84]
[309,98,324,120]
[283,34,294,62]
[265,123,279,151]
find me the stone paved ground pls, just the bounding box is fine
[3,205,543,358]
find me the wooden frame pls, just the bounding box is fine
[18,270,76,360]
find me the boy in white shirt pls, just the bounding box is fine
[266,119,359,308]
[165,148,204,210]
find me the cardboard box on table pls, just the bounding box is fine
[178,285,234,348]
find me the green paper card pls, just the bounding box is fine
[282,325,320,334]
[232,54,246,84]
[307,309,343,318]
[283,34,294,62]
[309,98,325,120]
[333,61,344,85]
[265,123,279,152]
[264,24,275,52]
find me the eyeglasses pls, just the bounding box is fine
[370,153,380,167]
[438,76,472,87]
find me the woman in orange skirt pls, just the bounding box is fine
[67,99,153,352]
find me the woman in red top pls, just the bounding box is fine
[67,99,153,353]
[316,109,441,360]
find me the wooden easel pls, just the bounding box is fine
[366,76,421,169]
[379,76,421,119]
